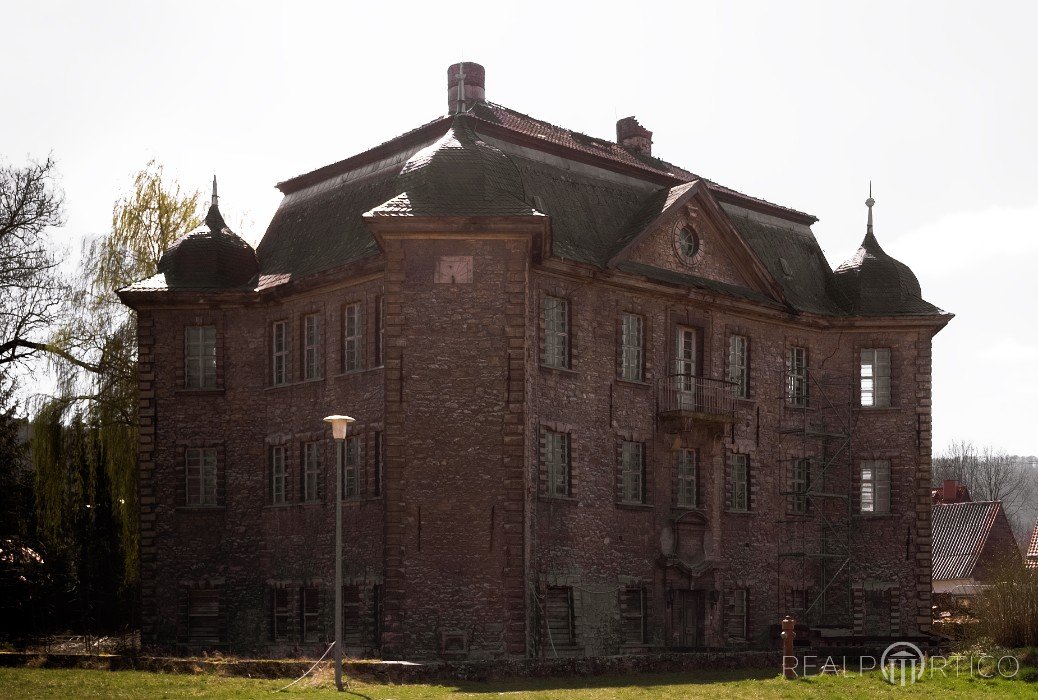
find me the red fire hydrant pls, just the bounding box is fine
[781,616,796,679]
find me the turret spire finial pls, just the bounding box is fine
[212,175,219,207]
[865,181,875,236]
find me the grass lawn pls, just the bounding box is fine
[0,666,1035,699]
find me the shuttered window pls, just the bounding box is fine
[545,586,575,646]
[726,589,748,641]
[187,589,221,643]
[860,348,891,407]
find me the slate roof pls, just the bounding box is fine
[932,501,1004,580]
[150,202,258,290]
[833,230,943,316]
[129,95,948,321]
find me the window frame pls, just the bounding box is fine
[791,458,809,514]
[620,440,645,504]
[542,296,570,369]
[271,587,292,642]
[343,302,363,373]
[620,312,644,382]
[272,320,288,386]
[301,586,321,643]
[730,453,749,511]
[340,435,360,499]
[303,442,321,503]
[786,346,807,407]
[185,447,218,507]
[728,335,749,399]
[860,348,891,407]
[184,325,217,389]
[620,586,648,645]
[726,588,748,641]
[271,445,287,505]
[372,431,383,497]
[303,313,321,381]
[543,429,571,498]
[676,448,697,508]
[860,459,891,514]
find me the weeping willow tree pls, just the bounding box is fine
[33,162,202,591]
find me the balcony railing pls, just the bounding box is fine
[658,374,736,422]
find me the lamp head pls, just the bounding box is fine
[323,414,356,441]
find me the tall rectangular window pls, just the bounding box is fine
[271,587,291,642]
[301,587,321,643]
[186,588,221,642]
[860,348,891,407]
[731,454,749,511]
[340,436,360,499]
[791,458,809,514]
[271,445,287,504]
[542,296,569,368]
[620,313,644,382]
[374,295,384,367]
[861,460,891,513]
[620,587,647,645]
[343,303,363,372]
[272,321,288,385]
[728,335,748,399]
[543,429,570,497]
[185,448,217,506]
[304,314,321,380]
[545,586,575,645]
[184,325,216,389]
[372,431,383,497]
[620,441,645,504]
[786,346,807,406]
[303,442,321,502]
[676,449,697,508]
[726,589,748,641]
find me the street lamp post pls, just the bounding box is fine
[324,414,355,692]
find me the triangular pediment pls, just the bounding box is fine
[608,182,786,304]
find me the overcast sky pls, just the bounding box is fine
[2,1,1036,455]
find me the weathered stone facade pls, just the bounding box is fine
[120,63,950,659]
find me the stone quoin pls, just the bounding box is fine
[118,62,952,659]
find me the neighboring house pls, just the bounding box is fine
[118,62,952,658]
[932,479,972,505]
[932,498,1021,602]
[1027,518,1038,570]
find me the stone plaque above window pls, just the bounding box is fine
[434,255,473,284]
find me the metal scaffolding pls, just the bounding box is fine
[775,369,857,629]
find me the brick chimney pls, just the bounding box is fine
[943,479,959,503]
[617,116,653,156]
[447,62,485,114]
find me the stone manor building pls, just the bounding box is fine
[119,63,952,658]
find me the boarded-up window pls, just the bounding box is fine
[620,441,645,504]
[542,297,569,368]
[545,586,575,646]
[271,587,291,642]
[862,588,891,635]
[184,325,217,389]
[301,587,321,643]
[342,585,362,646]
[860,348,891,407]
[185,448,217,506]
[726,589,747,641]
[620,587,647,645]
[543,429,570,497]
[676,449,697,508]
[187,589,220,643]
